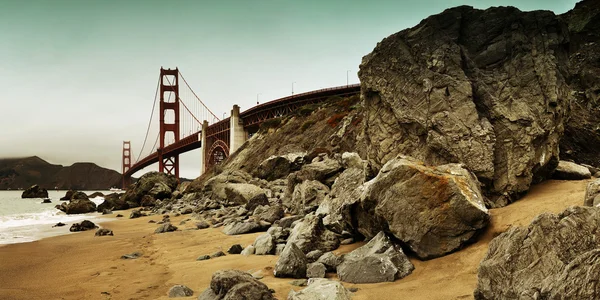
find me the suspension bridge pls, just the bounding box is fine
[121,67,360,188]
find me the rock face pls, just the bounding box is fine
[287,278,352,300]
[552,160,592,180]
[198,269,274,300]
[359,5,571,207]
[274,242,308,278]
[356,157,489,259]
[121,172,177,207]
[584,179,600,207]
[474,206,600,299]
[21,185,48,198]
[337,232,414,283]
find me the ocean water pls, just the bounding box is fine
[0,190,112,245]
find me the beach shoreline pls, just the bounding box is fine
[0,180,588,300]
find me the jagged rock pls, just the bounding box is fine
[224,184,265,205]
[290,180,330,215]
[267,226,289,244]
[197,270,274,300]
[154,222,177,234]
[69,220,97,232]
[584,179,600,207]
[222,221,261,235]
[317,252,343,272]
[356,157,489,259]
[337,232,414,283]
[60,190,75,200]
[274,242,308,278]
[276,215,304,229]
[102,209,112,215]
[552,160,592,180]
[253,204,284,224]
[120,172,177,207]
[306,262,326,278]
[287,213,340,254]
[95,228,114,236]
[474,206,600,299]
[241,245,255,256]
[97,193,128,212]
[21,185,48,198]
[245,193,269,212]
[341,152,365,170]
[140,195,156,207]
[253,233,274,255]
[359,5,570,207]
[227,244,243,254]
[287,278,352,300]
[317,167,367,233]
[168,284,194,297]
[56,199,97,214]
[255,153,306,181]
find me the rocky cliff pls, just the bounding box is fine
[0,156,121,190]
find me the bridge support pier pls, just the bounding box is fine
[200,120,208,173]
[122,141,131,189]
[229,105,247,155]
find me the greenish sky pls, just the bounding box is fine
[0,0,579,178]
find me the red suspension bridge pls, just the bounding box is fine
[121,67,360,188]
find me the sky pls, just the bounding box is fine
[0,0,579,179]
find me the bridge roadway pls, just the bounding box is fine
[124,83,361,178]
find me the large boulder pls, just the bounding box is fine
[337,232,414,283]
[287,278,352,300]
[552,160,592,180]
[96,192,128,212]
[474,206,600,299]
[317,167,367,233]
[290,180,330,215]
[197,269,274,300]
[120,172,177,206]
[253,204,284,224]
[584,178,600,207]
[222,221,261,235]
[70,191,89,200]
[255,153,306,181]
[69,220,97,232]
[359,5,570,207]
[356,156,489,259]
[21,185,48,198]
[56,199,97,214]
[287,213,340,254]
[274,242,308,278]
[224,184,265,206]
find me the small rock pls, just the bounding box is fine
[121,252,143,259]
[317,252,343,272]
[196,221,210,229]
[307,262,326,278]
[211,251,226,258]
[167,284,194,297]
[228,244,243,254]
[253,233,274,255]
[288,278,352,300]
[116,214,124,217]
[52,222,66,228]
[348,287,359,292]
[241,245,256,256]
[275,244,286,255]
[306,250,324,263]
[289,279,308,287]
[95,228,114,236]
[154,222,178,234]
[197,255,211,261]
[340,238,354,245]
[102,209,113,215]
[148,220,156,223]
[129,210,143,219]
[274,242,307,278]
[69,220,97,232]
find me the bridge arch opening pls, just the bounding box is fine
[207,140,229,169]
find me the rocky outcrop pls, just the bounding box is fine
[56,199,97,214]
[584,179,600,207]
[552,160,592,180]
[69,220,97,232]
[71,191,89,200]
[474,206,600,299]
[287,278,352,300]
[198,269,274,300]
[287,213,340,254]
[255,153,306,181]
[21,185,48,198]
[274,242,307,278]
[337,232,414,283]
[121,172,177,207]
[356,156,489,259]
[359,5,570,207]
[96,192,128,212]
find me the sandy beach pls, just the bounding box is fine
[0,179,588,300]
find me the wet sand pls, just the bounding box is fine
[0,180,589,300]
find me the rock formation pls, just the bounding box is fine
[21,184,48,198]
[359,5,571,207]
[198,269,274,300]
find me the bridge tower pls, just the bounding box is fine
[159,67,180,179]
[122,141,131,188]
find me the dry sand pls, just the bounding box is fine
[0,179,589,300]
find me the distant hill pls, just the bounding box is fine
[0,156,122,190]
